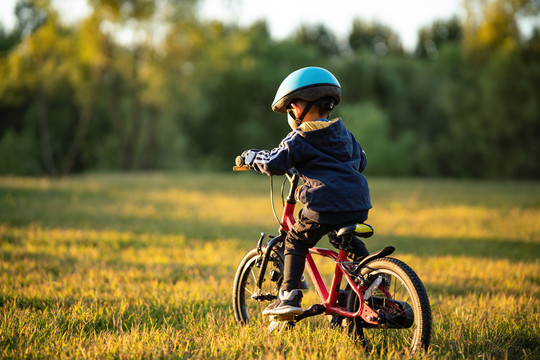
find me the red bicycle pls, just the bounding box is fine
[231,159,432,353]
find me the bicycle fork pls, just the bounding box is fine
[249,233,283,302]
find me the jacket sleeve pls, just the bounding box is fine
[251,132,297,176]
[359,149,367,173]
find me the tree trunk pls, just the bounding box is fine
[62,69,102,175]
[140,107,158,170]
[121,47,142,170]
[36,92,58,176]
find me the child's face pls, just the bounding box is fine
[288,111,300,130]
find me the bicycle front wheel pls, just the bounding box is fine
[232,247,284,325]
[347,257,432,353]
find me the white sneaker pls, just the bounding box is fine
[262,289,303,316]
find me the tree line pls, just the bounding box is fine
[0,0,539,178]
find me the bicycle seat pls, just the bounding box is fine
[336,223,374,238]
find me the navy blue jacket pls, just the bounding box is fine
[251,118,372,224]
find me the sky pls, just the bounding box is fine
[0,0,466,51]
[199,0,465,50]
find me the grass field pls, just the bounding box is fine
[1,172,539,359]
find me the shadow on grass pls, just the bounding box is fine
[362,234,539,262]
[0,184,277,241]
[2,215,538,262]
[2,182,538,262]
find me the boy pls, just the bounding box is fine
[241,67,371,316]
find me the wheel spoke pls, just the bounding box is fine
[249,268,258,285]
[346,258,431,353]
[233,249,284,326]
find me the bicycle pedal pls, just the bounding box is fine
[268,313,296,322]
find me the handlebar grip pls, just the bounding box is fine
[233,156,249,171]
[233,165,250,171]
[235,156,245,167]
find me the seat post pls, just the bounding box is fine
[339,233,354,252]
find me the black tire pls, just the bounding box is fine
[346,257,432,353]
[232,247,284,325]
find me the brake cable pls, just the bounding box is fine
[280,177,287,208]
[270,175,292,227]
[270,176,281,226]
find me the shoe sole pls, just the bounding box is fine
[263,306,304,316]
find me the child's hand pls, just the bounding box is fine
[241,149,259,167]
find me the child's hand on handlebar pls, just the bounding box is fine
[241,149,259,167]
[233,149,259,171]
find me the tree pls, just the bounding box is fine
[348,19,403,56]
[14,0,47,37]
[293,24,342,56]
[79,0,199,171]
[415,17,463,58]
[0,2,69,175]
[61,14,111,174]
[463,0,539,54]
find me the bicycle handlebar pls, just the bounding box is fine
[233,154,300,226]
[233,156,250,171]
[233,155,298,183]
[284,169,298,184]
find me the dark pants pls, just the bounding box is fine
[282,210,370,291]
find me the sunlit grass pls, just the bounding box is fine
[371,205,538,241]
[0,172,538,359]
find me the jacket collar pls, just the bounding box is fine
[298,118,339,132]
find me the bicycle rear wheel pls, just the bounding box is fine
[232,247,284,325]
[347,257,432,353]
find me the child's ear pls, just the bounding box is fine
[289,101,301,114]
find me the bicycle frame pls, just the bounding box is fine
[260,170,379,325]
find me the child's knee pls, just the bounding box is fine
[284,237,311,257]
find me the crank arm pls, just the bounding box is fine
[267,304,326,323]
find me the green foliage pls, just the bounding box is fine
[0,0,538,178]
[337,103,415,176]
[294,24,342,57]
[415,17,462,58]
[0,130,41,175]
[349,19,404,56]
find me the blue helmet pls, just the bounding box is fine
[272,67,341,113]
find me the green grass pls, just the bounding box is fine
[1,172,539,359]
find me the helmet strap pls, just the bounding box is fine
[287,100,314,129]
[298,101,313,122]
[287,109,302,128]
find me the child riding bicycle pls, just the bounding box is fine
[240,66,372,317]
